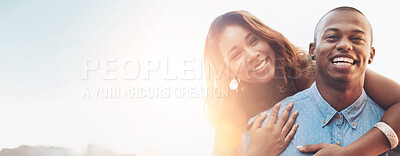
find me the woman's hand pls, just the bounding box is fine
[246,103,299,156]
[297,143,348,156]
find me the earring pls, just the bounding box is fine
[368,59,372,64]
[311,55,316,60]
[229,78,240,92]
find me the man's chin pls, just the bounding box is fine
[329,74,359,84]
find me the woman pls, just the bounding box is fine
[203,10,400,156]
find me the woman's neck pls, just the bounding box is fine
[238,78,297,120]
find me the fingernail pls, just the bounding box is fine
[276,103,280,107]
[294,110,299,115]
[296,146,303,150]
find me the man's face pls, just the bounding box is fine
[310,10,375,83]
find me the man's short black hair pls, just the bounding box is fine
[313,6,373,44]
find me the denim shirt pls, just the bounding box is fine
[247,82,398,155]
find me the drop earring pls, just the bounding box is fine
[229,77,240,92]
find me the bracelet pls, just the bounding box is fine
[374,122,399,149]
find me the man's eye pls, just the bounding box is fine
[250,37,258,46]
[352,37,364,41]
[327,35,339,39]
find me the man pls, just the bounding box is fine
[248,7,398,155]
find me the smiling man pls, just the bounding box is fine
[310,7,375,112]
[247,6,399,155]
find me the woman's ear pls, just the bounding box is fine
[309,43,316,60]
[368,47,375,64]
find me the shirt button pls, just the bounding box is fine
[322,120,326,124]
[335,142,340,146]
[351,122,355,126]
[337,115,342,119]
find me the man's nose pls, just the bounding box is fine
[336,38,353,51]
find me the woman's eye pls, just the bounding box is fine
[230,51,241,60]
[250,37,258,45]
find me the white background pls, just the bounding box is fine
[0,0,399,156]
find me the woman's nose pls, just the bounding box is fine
[245,50,260,62]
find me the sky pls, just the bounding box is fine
[1,0,400,156]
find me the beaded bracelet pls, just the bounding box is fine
[374,122,399,149]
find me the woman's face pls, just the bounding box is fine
[218,24,276,84]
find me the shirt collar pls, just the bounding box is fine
[309,82,368,129]
[341,90,367,129]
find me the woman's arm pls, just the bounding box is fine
[364,69,400,110]
[345,69,400,154]
[298,69,400,155]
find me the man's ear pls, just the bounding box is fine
[309,43,316,60]
[368,47,375,64]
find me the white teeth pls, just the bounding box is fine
[333,62,352,67]
[332,57,354,64]
[252,60,266,72]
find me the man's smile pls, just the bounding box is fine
[329,55,358,70]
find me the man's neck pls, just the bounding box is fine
[315,75,364,112]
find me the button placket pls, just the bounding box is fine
[335,113,344,126]
[332,112,344,146]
